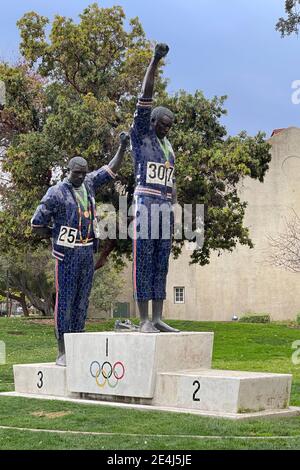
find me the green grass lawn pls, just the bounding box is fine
[1,317,300,450]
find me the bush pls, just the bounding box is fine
[296,314,300,326]
[239,313,271,324]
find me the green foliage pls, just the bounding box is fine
[276,1,300,36]
[0,62,46,139]
[0,248,55,316]
[296,313,300,325]
[239,313,271,324]
[17,4,153,99]
[89,258,123,315]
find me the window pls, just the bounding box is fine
[174,287,185,304]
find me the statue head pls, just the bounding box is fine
[67,156,88,188]
[151,106,174,140]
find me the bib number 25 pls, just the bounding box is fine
[57,226,78,248]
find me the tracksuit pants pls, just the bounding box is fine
[54,245,94,340]
[133,195,173,301]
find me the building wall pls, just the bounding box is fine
[119,127,300,321]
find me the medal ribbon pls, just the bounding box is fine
[77,200,92,244]
[158,137,172,168]
[74,185,88,212]
[73,186,92,244]
[158,137,168,156]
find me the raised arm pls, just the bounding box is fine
[141,43,169,99]
[108,131,129,174]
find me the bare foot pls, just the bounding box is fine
[56,353,66,367]
[153,320,180,333]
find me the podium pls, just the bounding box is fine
[7,331,300,419]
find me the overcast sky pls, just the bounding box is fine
[1,0,300,137]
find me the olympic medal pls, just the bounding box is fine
[165,161,170,169]
[83,210,90,218]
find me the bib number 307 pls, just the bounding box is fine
[57,226,78,248]
[146,162,174,187]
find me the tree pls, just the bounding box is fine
[89,258,124,316]
[276,1,300,36]
[0,249,55,316]
[267,210,300,272]
[0,3,271,282]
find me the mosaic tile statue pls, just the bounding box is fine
[130,44,179,333]
[31,132,129,365]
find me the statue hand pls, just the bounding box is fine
[154,43,169,60]
[119,131,130,148]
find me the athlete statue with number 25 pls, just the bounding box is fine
[31,132,129,366]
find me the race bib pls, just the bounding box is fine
[57,226,78,248]
[146,162,174,187]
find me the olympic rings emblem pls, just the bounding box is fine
[90,360,125,388]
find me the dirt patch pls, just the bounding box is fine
[7,331,25,335]
[31,411,72,419]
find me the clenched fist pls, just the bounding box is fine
[154,43,169,60]
[119,131,130,148]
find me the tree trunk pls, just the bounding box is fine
[22,287,53,316]
[10,271,54,317]
[20,292,29,317]
[0,287,53,317]
[94,239,116,270]
[0,289,28,315]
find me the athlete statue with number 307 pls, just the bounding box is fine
[130,43,180,334]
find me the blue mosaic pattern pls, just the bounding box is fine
[130,101,176,301]
[133,195,174,302]
[55,246,94,339]
[130,100,175,201]
[31,166,115,258]
[31,166,115,339]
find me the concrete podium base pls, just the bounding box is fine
[2,391,300,420]
[153,369,291,413]
[10,331,297,420]
[65,332,213,398]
